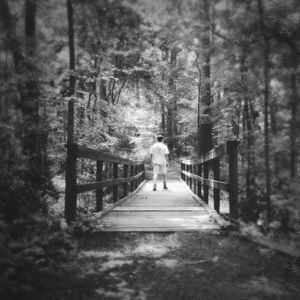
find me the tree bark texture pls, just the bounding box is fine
[199,0,212,155]
[290,51,298,177]
[67,0,76,96]
[257,0,271,222]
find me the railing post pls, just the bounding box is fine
[227,141,239,219]
[123,164,128,197]
[189,165,193,191]
[193,165,197,194]
[113,162,118,202]
[213,158,220,213]
[181,164,185,182]
[130,165,134,192]
[138,165,141,185]
[197,164,202,199]
[96,160,103,212]
[67,99,74,144]
[65,99,77,223]
[65,143,77,223]
[134,165,138,189]
[142,164,145,181]
[203,162,209,204]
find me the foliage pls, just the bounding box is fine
[0,215,77,299]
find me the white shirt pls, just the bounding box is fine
[149,142,169,165]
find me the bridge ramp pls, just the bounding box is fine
[98,179,223,232]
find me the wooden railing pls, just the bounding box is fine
[65,99,145,223]
[180,141,239,219]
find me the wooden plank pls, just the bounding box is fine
[98,224,221,232]
[77,144,144,165]
[112,207,206,211]
[93,180,147,218]
[180,144,227,166]
[76,171,144,193]
[201,144,226,164]
[102,212,210,219]
[96,179,228,232]
[181,170,229,191]
[180,159,200,165]
[100,218,214,225]
[123,202,198,206]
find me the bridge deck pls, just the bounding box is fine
[97,179,225,232]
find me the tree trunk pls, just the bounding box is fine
[257,0,271,222]
[167,47,181,155]
[196,54,202,156]
[199,0,212,155]
[160,100,166,135]
[290,50,298,177]
[67,0,75,96]
[240,51,256,212]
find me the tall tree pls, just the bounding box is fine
[257,0,271,221]
[67,0,75,96]
[200,0,213,155]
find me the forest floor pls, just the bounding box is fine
[18,229,300,300]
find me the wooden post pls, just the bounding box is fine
[189,165,193,190]
[137,165,141,185]
[227,141,239,219]
[123,164,128,197]
[135,165,138,189]
[213,158,220,213]
[65,99,77,223]
[203,163,209,204]
[67,99,74,143]
[193,165,197,194]
[142,164,145,181]
[65,143,77,223]
[182,164,185,182]
[130,165,134,192]
[197,164,202,198]
[96,160,103,212]
[113,163,118,202]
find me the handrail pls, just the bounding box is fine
[64,99,145,223]
[180,140,239,219]
[77,145,143,165]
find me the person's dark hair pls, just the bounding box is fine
[157,135,163,142]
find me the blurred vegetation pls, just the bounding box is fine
[0,0,299,297]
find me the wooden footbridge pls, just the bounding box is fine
[65,100,239,231]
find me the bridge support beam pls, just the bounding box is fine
[213,158,220,213]
[113,163,118,203]
[96,160,103,211]
[227,141,239,220]
[65,143,77,223]
[203,163,209,204]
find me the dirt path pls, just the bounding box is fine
[35,231,300,300]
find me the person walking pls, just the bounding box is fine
[149,135,169,191]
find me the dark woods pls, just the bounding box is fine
[0,0,299,298]
[0,0,299,269]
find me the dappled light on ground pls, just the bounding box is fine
[64,232,300,300]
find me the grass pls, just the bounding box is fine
[10,230,299,300]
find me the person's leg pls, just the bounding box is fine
[153,164,159,191]
[162,164,168,189]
